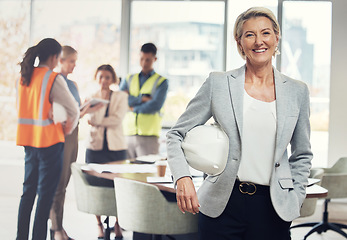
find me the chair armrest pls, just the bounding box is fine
[310,168,324,178]
[321,173,347,198]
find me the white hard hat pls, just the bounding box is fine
[181,123,229,176]
[52,102,67,123]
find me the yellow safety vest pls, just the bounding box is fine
[123,73,166,137]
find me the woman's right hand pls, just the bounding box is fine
[176,176,200,214]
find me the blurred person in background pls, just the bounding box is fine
[85,64,128,239]
[49,45,96,240]
[120,43,168,159]
[16,38,79,240]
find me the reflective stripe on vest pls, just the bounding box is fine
[17,70,54,126]
[17,118,53,126]
[123,73,166,137]
[16,68,65,148]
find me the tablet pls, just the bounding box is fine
[80,98,109,110]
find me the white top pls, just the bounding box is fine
[237,90,277,186]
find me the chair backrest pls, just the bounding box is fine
[310,168,324,183]
[325,157,347,174]
[321,157,347,199]
[70,162,117,216]
[299,168,324,217]
[114,177,198,235]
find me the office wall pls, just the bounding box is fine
[328,0,347,166]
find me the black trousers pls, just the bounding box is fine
[198,181,292,240]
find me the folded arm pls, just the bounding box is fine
[133,79,169,114]
[119,77,142,107]
[49,74,79,135]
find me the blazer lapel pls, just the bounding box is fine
[274,68,288,156]
[227,66,245,139]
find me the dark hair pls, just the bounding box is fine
[141,43,157,56]
[94,64,118,84]
[20,38,62,86]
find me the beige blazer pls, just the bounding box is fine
[86,90,128,151]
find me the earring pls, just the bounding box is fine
[275,46,280,55]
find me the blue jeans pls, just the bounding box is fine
[17,143,64,240]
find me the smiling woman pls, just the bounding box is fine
[234,7,280,60]
[167,7,312,240]
[234,7,280,103]
[239,17,279,75]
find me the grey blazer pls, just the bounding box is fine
[166,65,313,222]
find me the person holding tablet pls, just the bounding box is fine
[85,64,128,239]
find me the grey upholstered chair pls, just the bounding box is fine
[113,177,198,240]
[290,168,324,234]
[301,168,324,217]
[71,162,117,240]
[292,158,347,239]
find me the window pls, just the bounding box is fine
[31,0,122,100]
[0,0,333,166]
[129,1,225,126]
[282,1,331,131]
[282,1,332,165]
[0,0,30,140]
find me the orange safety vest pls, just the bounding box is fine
[16,67,65,148]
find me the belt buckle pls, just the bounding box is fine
[239,182,257,195]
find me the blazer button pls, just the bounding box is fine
[275,162,280,167]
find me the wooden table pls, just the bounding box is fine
[305,184,328,198]
[82,159,178,193]
[82,160,328,198]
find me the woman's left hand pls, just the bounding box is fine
[176,177,200,214]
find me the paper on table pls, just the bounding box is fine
[147,176,173,183]
[88,163,157,174]
[80,165,92,171]
[308,178,320,186]
[135,154,166,163]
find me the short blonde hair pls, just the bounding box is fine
[61,45,77,59]
[233,7,281,59]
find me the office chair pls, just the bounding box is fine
[290,168,324,234]
[292,158,347,239]
[114,177,198,240]
[71,162,117,240]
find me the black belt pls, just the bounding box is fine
[235,179,270,196]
